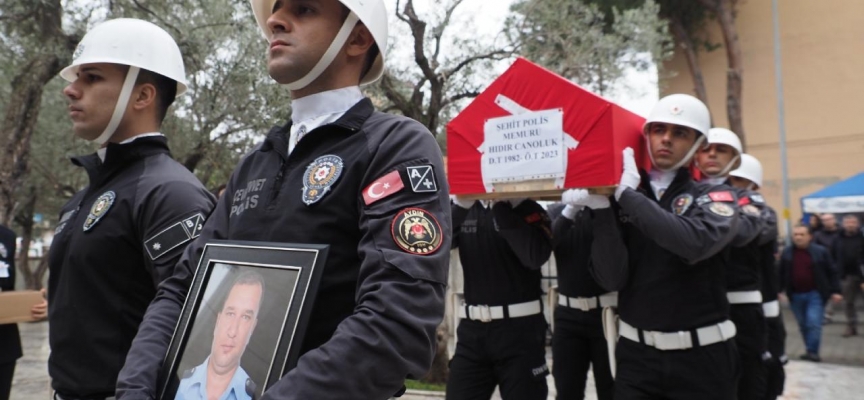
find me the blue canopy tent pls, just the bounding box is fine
[801,172,864,215]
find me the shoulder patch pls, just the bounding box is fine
[708,191,734,203]
[406,165,438,193]
[742,204,761,217]
[83,191,116,231]
[671,194,694,216]
[696,194,712,206]
[708,202,735,217]
[144,213,205,260]
[391,208,443,255]
[363,170,404,205]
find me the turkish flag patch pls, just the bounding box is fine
[708,191,734,202]
[363,170,405,205]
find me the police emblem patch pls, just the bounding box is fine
[391,208,443,255]
[83,191,116,231]
[671,194,694,216]
[302,155,344,205]
[708,202,735,217]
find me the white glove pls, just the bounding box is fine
[562,189,610,212]
[615,147,641,200]
[451,195,475,209]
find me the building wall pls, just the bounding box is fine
[663,0,864,233]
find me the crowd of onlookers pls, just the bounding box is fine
[781,212,864,362]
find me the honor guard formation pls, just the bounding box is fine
[5,0,855,400]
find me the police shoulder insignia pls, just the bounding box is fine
[83,191,116,231]
[695,194,712,206]
[406,165,438,193]
[391,208,443,255]
[742,204,761,217]
[708,202,735,217]
[671,194,694,216]
[302,155,344,205]
[708,191,735,202]
[144,213,206,260]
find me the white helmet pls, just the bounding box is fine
[698,127,743,178]
[643,94,712,171]
[730,154,763,189]
[60,18,188,145]
[250,0,388,90]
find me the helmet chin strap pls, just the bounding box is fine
[695,154,741,180]
[284,12,359,91]
[93,66,140,145]
[646,134,706,172]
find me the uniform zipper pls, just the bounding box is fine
[267,160,287,210]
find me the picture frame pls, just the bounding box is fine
[157,240,328,400]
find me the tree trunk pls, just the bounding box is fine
[712,0,746,149]
[14,186,37,289]
[670,16,710,107]
[0,54,64,225]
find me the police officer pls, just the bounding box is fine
[117,1,450,399]
[696,129,776,400]
[550,194,615,400]
[588,94,741,399]
[447,197,552,400]
[729,155,788,400]
[47,19,216,400]
[0,224,20,400]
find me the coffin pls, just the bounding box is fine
[446,58,649,199]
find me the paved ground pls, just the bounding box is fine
[9,303,864,399]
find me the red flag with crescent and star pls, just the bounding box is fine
[363,170,405,205]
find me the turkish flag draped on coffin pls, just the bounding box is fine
[446,57,649,196]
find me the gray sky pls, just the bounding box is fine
[383,0,658,117]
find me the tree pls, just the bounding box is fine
[506,0,672,95]
[0,0,82,225]
[380,0,514,143]
[697,0,745,148]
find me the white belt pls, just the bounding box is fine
[619,319,737,351]
[558,292,618,311]
[727,290,763,305]
[458,300,543,322]
[762,300,780,318]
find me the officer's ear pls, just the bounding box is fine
[131,83,158,114]
[346,23,374,58]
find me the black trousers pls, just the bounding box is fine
[552,306,613,400]
[730,304,768,400]
[446,314,548,400]
[0,361,14,400]
[764,316,787,399]
[615,336,739,400]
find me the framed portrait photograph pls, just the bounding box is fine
[158,241,328,400]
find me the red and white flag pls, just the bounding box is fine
[363,170,404,205]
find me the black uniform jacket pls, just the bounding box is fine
[116,99,451,400]
[552,208,608,299]
[0,224,22,365]
[590,168,740,331]
[452,200,552,306]
[759,207,781,303]
[47,137,216,397]
[726,186,777,292]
